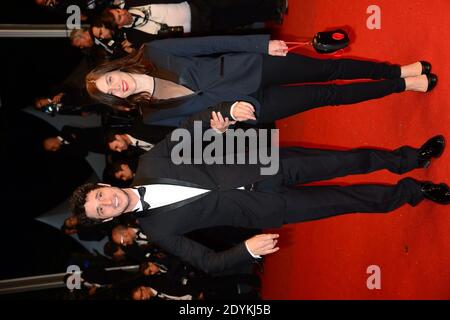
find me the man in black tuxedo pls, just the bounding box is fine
[43,125,107,156]
[106,123,175,153]
[70,110,449,274]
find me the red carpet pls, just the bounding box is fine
[261,0,450,299]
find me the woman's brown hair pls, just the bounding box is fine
[86,47,156,111]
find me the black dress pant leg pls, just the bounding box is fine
[191,0,277,33]
[260,54,402,85]
[279,146,419,186]
[282,178,424,223]
[257,78,405,123]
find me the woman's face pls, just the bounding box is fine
[95,71,137,98]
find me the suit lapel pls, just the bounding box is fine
[132,177,213,216]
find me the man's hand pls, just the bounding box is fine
[43,137,63,152]
[245,233,279,256]
[52,92,64,104]
[210,111,236,133]
[230,101,256,121]
[35,97,51,109]
[268,40,288,56]
[121,40,135,53]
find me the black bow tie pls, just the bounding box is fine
[136,187,151,211]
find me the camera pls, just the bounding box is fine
[41,102,61,116]
[158,24,184,36]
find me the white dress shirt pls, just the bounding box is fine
[131,185,209,211]
[151,288,192,300]
[127,3,191,34]
[126,134,154,151]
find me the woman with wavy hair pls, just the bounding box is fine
[86,34,437,127]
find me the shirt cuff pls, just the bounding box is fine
[212,127,227,134]
[57,136,69,144]
[229,101,239,121]
[245,241,261,259]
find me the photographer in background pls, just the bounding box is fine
[34,91,106,116]
[42,125,107,156]
[91,0,288,47]
[70,27,131,60]
[103,157,137,187]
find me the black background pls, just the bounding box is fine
[0,1,92,280]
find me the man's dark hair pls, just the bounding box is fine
[103,241,121,258]
[105,130,122,144]
[103,157,136,187]
[69,183,104,226]
[139,261,150,273]
[92,9,117,30]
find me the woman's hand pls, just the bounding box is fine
[230,101,256,121]
[268,40,288,56]
[121,40,135,53]
[210,111,236,133]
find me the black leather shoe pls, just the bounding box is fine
[417,135,445,168]
[273,0,288,24]
[420,61,432,75]
[421,182,450,205]
[426,73,438,92]
[278,0,288,14]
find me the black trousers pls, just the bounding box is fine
[256,54,406,123]
[254,145,424,223]
[191,0,278,33]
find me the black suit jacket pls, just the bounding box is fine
[60,126,107,155]
[132,107,285,274]
[137,274,202,299]
[127,123,175,145]
[142,34,269,126]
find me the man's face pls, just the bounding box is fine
[108,135,129,152]
[112,226,135,246]
[73,31,94,49]
[143,262,160,276]
[92,26,113,40]
[84,187,131,220]
[132,286,152,300]
[115,164,134,181]
[109,9,133,27]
